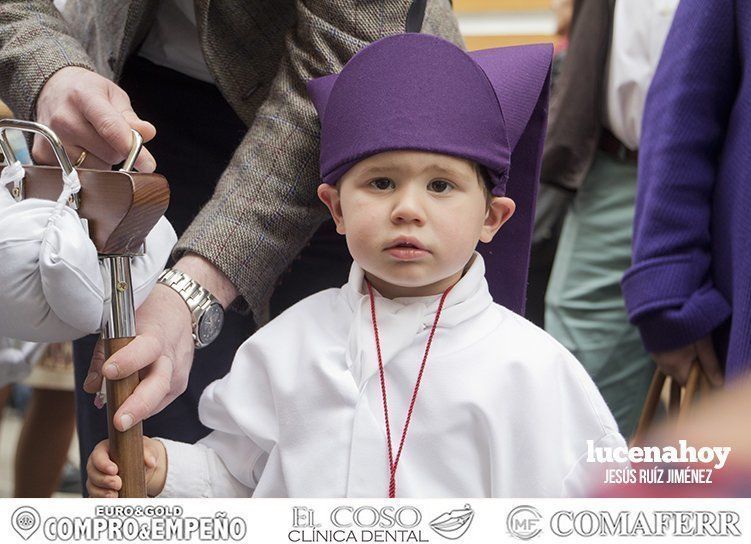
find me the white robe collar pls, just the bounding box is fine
[340,252,496,387]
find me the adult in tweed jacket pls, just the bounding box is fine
[0,0,463,492]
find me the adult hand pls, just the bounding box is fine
[34,66,157,171]
[532,182,575,246]
[84,282,194,431]
[651,335,724,387]
[83,254,239,431]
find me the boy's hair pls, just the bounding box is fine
[474,163,495,205]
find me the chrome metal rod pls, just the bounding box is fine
[0,131,14,165]
[121,130,143,172]
[0,119,74,174]
[102,256,137,339]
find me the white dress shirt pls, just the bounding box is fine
[158,254,626,498]
[138,0,214,83]
[605,0,679,150]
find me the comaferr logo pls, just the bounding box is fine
[506,507,742,539]
[550,510,742,537]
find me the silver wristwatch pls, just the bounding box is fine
[157,268,225,349]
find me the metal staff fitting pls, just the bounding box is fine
[0,119,170,497]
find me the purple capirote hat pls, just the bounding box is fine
[306,34,552,315]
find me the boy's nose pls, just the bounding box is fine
[390,189,426,225]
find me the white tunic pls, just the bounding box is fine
[158,254,626,498]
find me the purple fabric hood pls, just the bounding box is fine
[307,34,552,314]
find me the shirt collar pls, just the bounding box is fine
[342,251,494,329]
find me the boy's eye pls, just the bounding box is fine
[370,178,395,190]
[428,179,453,193]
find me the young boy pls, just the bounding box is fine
[88,34,626,498]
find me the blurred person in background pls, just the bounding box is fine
[622,0,751,386]
[0,341,79,496]
[551,0,572,53]
[14,343,79,497]
[530,0,679,439]
[526,0,613,329]
[600,375,751,497]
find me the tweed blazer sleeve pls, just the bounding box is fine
[174,0,463,322]
[0,1,97,121]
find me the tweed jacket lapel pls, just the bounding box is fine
[62,0,156,80]
[194,0,296,126]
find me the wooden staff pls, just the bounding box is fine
[102,256,146,497]
[100,131,148,497]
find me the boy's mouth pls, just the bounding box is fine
[385,237,428,251]
[384,237,430,260]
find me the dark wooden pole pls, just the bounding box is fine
[102,256,146,497]
[104,337,146,497]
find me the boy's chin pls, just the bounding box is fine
[364,268,461,297]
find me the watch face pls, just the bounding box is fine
[197,303,224,345]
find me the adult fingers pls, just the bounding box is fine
[131,144,157,173]
[31,133,111,172]
[108,85,156,141]
[112,355,176,431]
[79,92,142,166]
[32,104,123,167]
[34,130,155,173]
[30,134,87,168]
[109,87,157,172]
[110,109,158,172]
[120,109,157,143]
[695,336,724,387]
[652,348,693,386]
[55,110,124,165]
[65,145,112,171]
[101,334,163,383]
[83,339,107,394]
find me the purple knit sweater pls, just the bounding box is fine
[622,0,750,380]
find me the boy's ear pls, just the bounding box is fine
[317,183,346,235]
[480,196,515,243]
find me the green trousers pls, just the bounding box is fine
[545,151,654,438]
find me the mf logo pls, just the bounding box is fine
[506,505,543,540]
